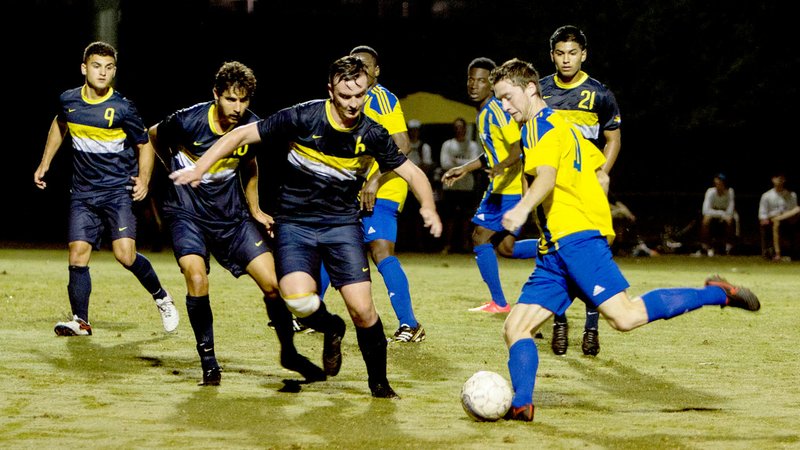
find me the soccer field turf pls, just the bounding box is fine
[0,248,797,449]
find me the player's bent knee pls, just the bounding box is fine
[283,293,320,318]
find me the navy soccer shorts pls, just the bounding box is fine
[68,190,136,249]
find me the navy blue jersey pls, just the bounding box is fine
[540,71,621,149]
[58,86,148,197]
[257,99,407,225]
[157,101,260,225]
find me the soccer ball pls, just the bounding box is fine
[461,370,513,421]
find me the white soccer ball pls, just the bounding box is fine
[461,370,513,421]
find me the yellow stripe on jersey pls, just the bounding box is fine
[68,122,127,154]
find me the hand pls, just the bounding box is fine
[419,206,442,238]
[441,167,465,187]
[130,176,148,201]
[252,210,275,238]
[502,206,529,233]
[360,176,380,211]
[169,167,203,187]
[34,166,48,190]
[486,165,505,179]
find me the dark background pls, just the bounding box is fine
[5,0,797,252]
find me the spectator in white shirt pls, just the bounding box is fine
[758,172,800,261]
[699,173,738,256]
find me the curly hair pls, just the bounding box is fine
[214,61,256,98]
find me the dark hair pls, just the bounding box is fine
[468,57,497,72]
[350,45,379,63]
[83,41,117,63]
[489,58,541,93]
[549,25,587,51]
[329,56,367,86]
[214,61,256,98]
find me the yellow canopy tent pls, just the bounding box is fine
[399,91,476,125]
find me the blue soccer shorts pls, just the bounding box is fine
[361,199,401,243]
[275,221,370,289]
[167,213,270,278]
[472,193,523,236]
[517,230,630,315]
[68,190,137,249]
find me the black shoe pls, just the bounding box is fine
[705,275,760,311]
[582,329,600,356]
[551,322,568,355]
[323,315,346,376]
[281,352,326,382]
[199,367,221,386]
[370,382,399,399]
[504,404,534,422]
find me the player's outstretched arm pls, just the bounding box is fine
[395,160,442,237]
[34,117,68,190]
[170,122,261,187]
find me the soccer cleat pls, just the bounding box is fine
[504,404,534,422]
[370,382,399,399]
[155,293,179,333]
[292,318,314,334]
[551,322,568,355]
[468,301,511,313]
[705,275,761,311]
[392,323,426,343]
[199,366,221,386]
[323,315,346,376]
[54,315,92,336]
[281,352,326,382]
[582,329,600,356]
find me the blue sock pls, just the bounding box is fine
[508,338,538,408]
[318,264,330,301]
[68,265,91,322]
[642,287,727,322]
[377,256,416,327]
[186,295,217,369]
[474,243,506,306]
[511,239,538,259]
[123,253,164,298]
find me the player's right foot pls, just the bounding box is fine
[155,292,179,333]
[468,301,510,313]
[705,275,761,311]
[551,322,568,355]
[504,404,534,422]
[370,382,399,399]
[281,352,326,382]
[323,315,346,376]
[54,315,92,336]
[392,323,426,343]
[582,329,600,356]
[199,366,221,386]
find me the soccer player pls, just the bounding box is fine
[539,25,622,356]
[148,61,324,386]
[170,56,442,398]
[318,45,426,343]
[490,58,760,422]
[34,41,178,337]
[441,57,537,314]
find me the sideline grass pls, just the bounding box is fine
[0,248,798,449]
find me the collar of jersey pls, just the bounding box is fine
[553,71,589,89]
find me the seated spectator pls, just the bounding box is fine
[759,172,800,261]
[699,173,739,256]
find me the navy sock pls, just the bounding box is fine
[377,256,416,327]
[264,296,297,355]
[356,317,388,387]
[585,307,600,330]
[186,295,216,369]
[554,313,567,325]
[474,243,506,306]
[68,265,91,322]
[642,287,726,322]
[508,338,538,408]
[123,253,164,298]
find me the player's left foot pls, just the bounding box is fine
[199,366,221,386]
[155,292,179,333]
[468,301,510,313]
[370,382,399,399]
[281,352,326,382]
[504,404,534,422]
[323,315,346,376]
[582,329,600,356]
[391,323,426,343]
[705,275,761,311]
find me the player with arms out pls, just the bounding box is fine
[148,61,324,386]
[34,41,178,337]
[442,57,537,314]
[490,58,760,422]
[170,56,442,398]
[540,25,622,356]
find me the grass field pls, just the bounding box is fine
[0,247,798,449]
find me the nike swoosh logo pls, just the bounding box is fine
[68,108,76,112]
[202,347,214,353]
[312,135,323,139]
[255,240,263,247]
[361,267,369,272]
[193,141,205,146]
[543,95,552,99]
[118,227,128,231]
